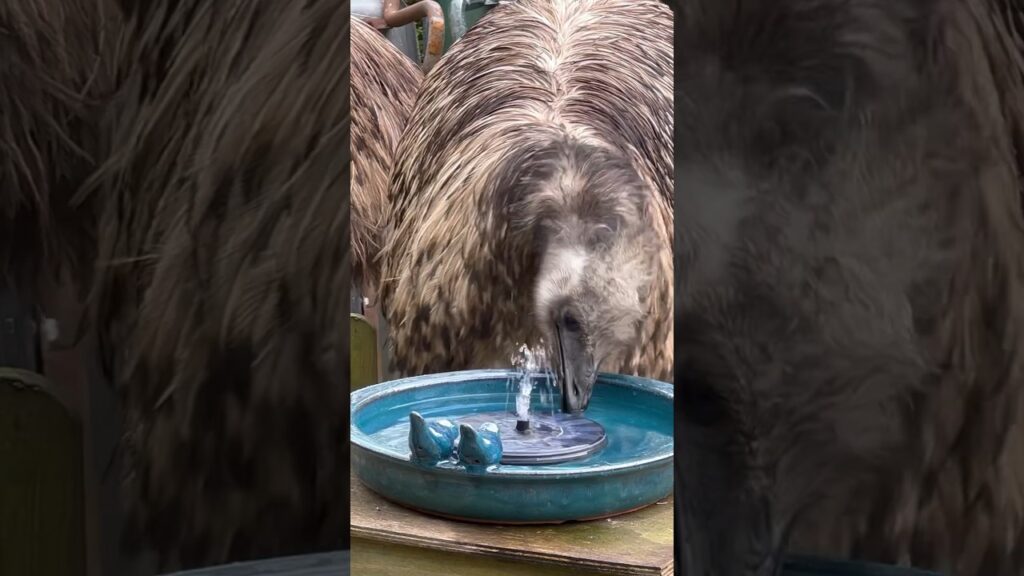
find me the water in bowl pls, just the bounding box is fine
[358,374,672,472]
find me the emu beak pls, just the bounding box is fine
[555,324,597,413]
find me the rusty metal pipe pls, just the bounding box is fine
[383,0,445,73]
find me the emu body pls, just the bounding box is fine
[677,1,1024,575]
[3,1,351,571]
[0,0,121,294]
[379,0,674,407]
[351,17,423,292]
[83,1,351,569]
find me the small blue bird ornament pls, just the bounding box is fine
[408,411,459,464]
[457,422,503,468]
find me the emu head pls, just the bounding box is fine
[515,140,658,413]
[676,1,970,574]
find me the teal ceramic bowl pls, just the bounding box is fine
[350,369,674,523]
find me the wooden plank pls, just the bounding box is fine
[0,379,86,576]
[39,274,101,576]
[162,551,349,576]
[783,556,943,576]
[351,314,379,390]
[351,470,673,575]
[356,283,386,382]
[353,538,603,576]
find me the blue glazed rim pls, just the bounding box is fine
[350,369,674,478]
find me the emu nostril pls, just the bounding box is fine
[573,384,580,397]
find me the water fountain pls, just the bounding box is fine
[350,344,673,523]
[445,344,609,466]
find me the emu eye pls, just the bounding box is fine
[562,311,582,332]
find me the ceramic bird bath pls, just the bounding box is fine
[350,369,673,524]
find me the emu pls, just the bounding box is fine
[677,1,1024,575]
[379,0,674,410]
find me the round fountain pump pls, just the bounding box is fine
[482,343,609,465]
[459,412,607,465]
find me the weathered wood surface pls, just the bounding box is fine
[782,556,943,576]
[162,551,349,576]
[353,538,609,576]
[351,470,674,575]
[351,314,378,390]
[0,378,85,576]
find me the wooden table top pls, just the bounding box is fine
[350,470,674,575]
[163,552,349,576]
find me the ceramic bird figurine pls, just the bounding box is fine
[457,422,503,468]
[408,411,459,464]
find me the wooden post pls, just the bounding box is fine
[0,271,87,576]
[37,274,103,576]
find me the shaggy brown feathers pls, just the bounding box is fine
[677,0,1024,574]
[0,0,121,294]
[351,17,422,293]
[379,0,674,380]
[80,1,350,569]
